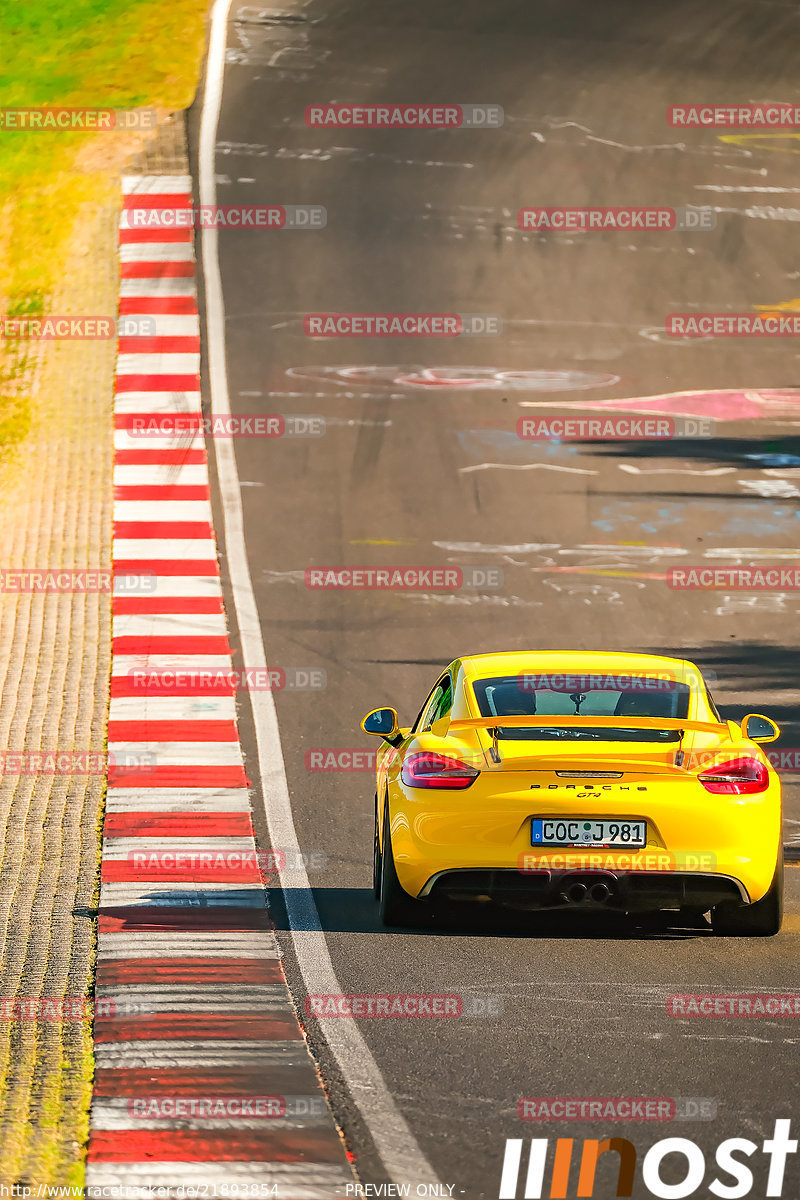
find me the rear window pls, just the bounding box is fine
[471,674,691,742]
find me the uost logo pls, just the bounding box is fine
[498,1121,796,1197]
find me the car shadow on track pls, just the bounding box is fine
[270,887,714,941]
[584,434,800,472]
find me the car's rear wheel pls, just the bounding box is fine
[372,797,382,898]
[711,854,783,937]
[378,803,425,927]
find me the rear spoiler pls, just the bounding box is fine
[448,716,730,736]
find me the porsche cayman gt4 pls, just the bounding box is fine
[362,651,783,935]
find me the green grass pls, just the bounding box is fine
[0,0,209,300]
[0,0,199,108]
[0,394,33,455]
[0,292,42,458]
[0,0,209,454]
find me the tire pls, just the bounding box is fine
[372,797,382,899]
[378,803,425,927]
[711,854,783,937]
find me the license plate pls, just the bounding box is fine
[531,818,647,848]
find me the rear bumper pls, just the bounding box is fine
[418,868,750,911]
[386,777,781,904]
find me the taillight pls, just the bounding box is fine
[698,756,769,795]
[401,752,479,790]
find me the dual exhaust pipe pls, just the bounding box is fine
[560,880,613,906]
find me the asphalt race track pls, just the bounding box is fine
[191,2,800,1195]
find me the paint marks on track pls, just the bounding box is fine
[739,479,800,499]
[518,389,800,422]
[459,461,598,475]
[456,428,583,465]
[592,499,800,538]
[403,592,542,608]
[619,464,736,477]
[286,366,620,392]
[542,578,641,606]
[217,142,475,169]
[86,175,354,1198]
[432,541,560,555]
[718,133,800,155]
[427,543,800,615]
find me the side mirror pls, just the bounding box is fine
[361,707,402,746]
[741,713,780,744]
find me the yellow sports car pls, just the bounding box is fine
[362,651,783,936]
